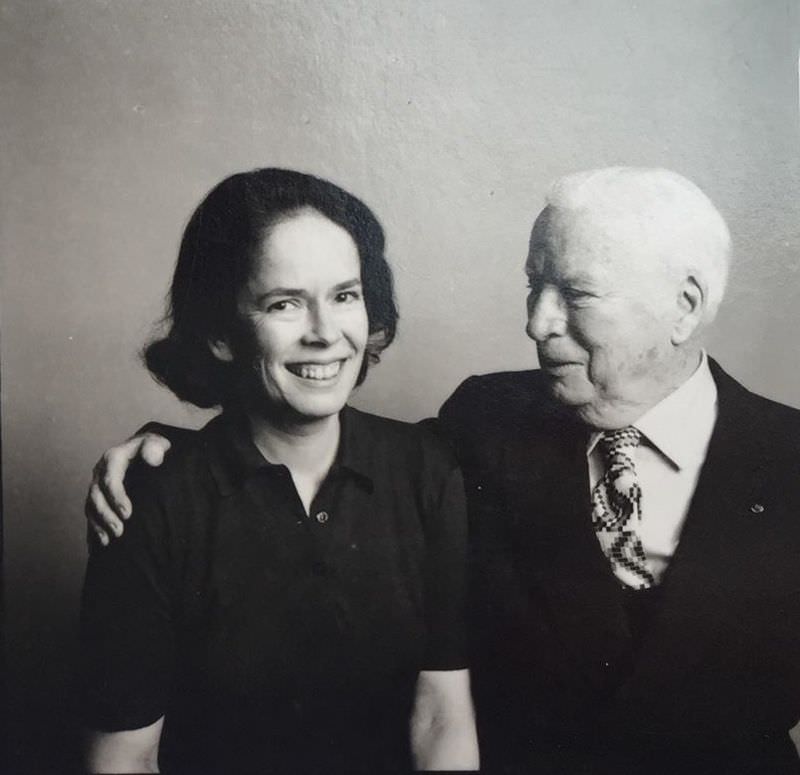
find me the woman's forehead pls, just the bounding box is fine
[249,212,361,289]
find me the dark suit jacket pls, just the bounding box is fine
[439,359,800,774]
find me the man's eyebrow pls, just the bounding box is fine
[560,272,597,287]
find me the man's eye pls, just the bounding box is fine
[562,288,591,303]
[335,290,361,304]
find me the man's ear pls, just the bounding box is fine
[672,275,705,345]
[208,338,235,362]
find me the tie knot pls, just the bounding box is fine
[599,426,641,460]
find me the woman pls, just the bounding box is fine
[80,168,478,773]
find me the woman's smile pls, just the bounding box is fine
[285,359,346,382]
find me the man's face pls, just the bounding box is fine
[525,207,683,428]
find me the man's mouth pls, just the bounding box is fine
[539,356,580,372]
[285,360,344,381]
[540,356,570,367]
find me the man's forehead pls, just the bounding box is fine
[526,206,624,270]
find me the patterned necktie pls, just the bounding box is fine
[591,427,655,589]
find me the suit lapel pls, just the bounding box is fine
[614,361,772,704]
[502,408,633,691]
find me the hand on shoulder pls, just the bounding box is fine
[85,430,173,545]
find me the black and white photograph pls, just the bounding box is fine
[2,2,799,773]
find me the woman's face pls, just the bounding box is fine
[222,208,369,424]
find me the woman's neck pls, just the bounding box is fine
[246,410,341,513]
[247,410,341,472]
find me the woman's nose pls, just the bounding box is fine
[304,302,341,345]
[526,285,566,341]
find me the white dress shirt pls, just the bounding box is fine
[587,353,718,584]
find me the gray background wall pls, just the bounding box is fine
[2,0,798,770]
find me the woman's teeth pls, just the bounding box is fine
[289,361,342,380]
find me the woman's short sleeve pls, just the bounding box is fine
[420,443,470,671]
[80,462,176,731]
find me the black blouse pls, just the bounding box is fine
[80,407,468,774]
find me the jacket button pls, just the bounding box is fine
[315,510,329,524]
[749,503,765,515]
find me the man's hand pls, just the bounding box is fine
[85,433,171,545]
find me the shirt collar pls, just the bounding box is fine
[329,406,375,491]
[587,351,718,470]
[206,406,375,497]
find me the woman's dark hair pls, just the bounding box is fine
[144,168,398,408]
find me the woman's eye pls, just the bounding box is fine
[266,299,299,313]
[335,290,361,304]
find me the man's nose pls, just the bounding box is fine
[304,302,341,345]
[526,285,566,341]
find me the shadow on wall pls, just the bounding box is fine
[5,493,85,773]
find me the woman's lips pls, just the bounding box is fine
[285,360,344,380]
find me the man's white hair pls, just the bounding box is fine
[545,167,732,321]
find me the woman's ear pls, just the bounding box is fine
[208,338,235,363]
[671,275,705,345]
[365,327,389,354]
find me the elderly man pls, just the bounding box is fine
[87,168,800,773]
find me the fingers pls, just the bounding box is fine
[86,481,124,540]
[98,433,170,518]
[84,431,172,546]
[140,434,172,467]
[98,437,148,520]
[86,517,110,547]
[85,436,142,545]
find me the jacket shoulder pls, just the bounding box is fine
[443,369,546,408]
[439,370,555,433]
[711,359,800,456]
[735,388,800,457]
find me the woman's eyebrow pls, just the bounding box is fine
[257,287,307,300]
[254,278,362,303]
[332,278,362,291]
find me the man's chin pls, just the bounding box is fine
[572,400,634,431]
[545,374,590,405]
[544,378,604,424]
